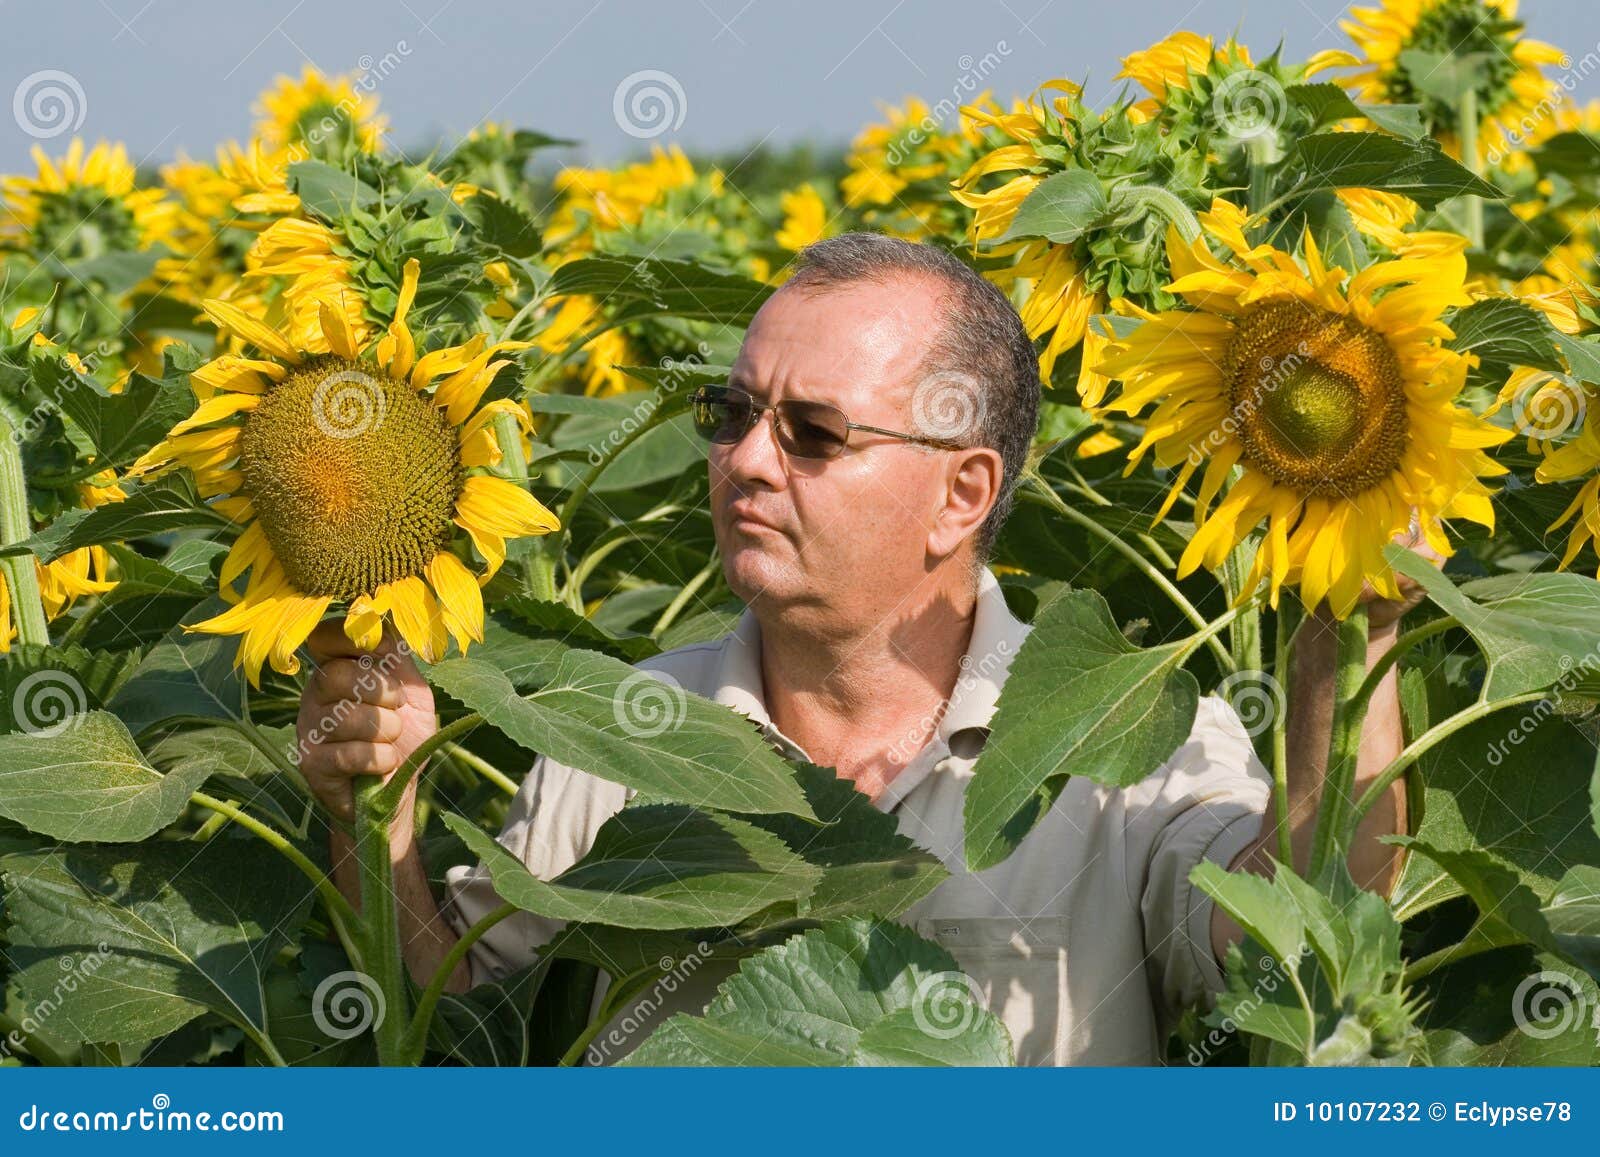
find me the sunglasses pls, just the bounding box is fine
[690,384,965,460]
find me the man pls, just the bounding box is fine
[296,232,1415,1065]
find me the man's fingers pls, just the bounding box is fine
[307,657,408,708]
[307,705,405,745]
[306,620,412,668]
[306,740,405,777]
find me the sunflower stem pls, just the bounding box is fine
[1307,604,1371,883]
[352,776,412,1066]
[1458,87,1484,249]
[0,413,49,646]
[1221,539,1263,677]
[1109,185,1202,243]
[1019,476,1235,672]
[1270,602,1302,869]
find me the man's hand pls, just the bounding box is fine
[295,622,437,835]
[1359,519,1442,634]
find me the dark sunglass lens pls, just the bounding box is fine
[777,401,849,459]
[692,388,753,444]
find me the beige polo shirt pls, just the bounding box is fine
[443,569,1272,1066]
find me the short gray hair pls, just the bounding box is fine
[783,231,1040,559]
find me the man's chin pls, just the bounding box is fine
[723,548,803,606]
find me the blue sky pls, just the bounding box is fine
[5,0,1599,171]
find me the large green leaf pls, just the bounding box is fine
[5,476,228,563]
[0,711,213,842]
[1002,170,1108,244]
[1446,297,1566,374]
[1414,945,1600,1065]
[1391,709,1600,920]
[426,655,813,818]
[620,919,1012,1066]
[1284,82,1424,140]
[740,762,947,921]
[31,342,200,470]
[1389,547,1600,700]
[964,589,1199,871]
[0,838,313,1045]
[443,804,820,929]
[549,257,772,328]
[1393,839,1569,965]
[106,597,246,736]
[1286,133,1502,206]
[0,644,140,735]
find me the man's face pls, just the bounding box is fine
[708,274,969,628]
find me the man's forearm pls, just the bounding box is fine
[330,828,472,993]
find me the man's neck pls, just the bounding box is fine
[756,568,980,800]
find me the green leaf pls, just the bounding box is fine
[288,160,381,219]
[6,476,227,563]
[548,257,772,329]
[0,644,140,735]
[1397,48,1493,105]
[1285,83,1424,140]
[31,343,201,471]
[426,655,814,818]
[1391,709,1600,920]
[1532,131,1600,182]
[1392,838,1565,961]
[1544,865,1600,975]
[621,919,1012,1066]
[1388,547,1600,700]
[1286,133,1502,206]
[442,804,820,929]
[476,599,659,676]
[740,762,947,921]
[0,837,313,1045]
[964,589,1199,871]
[1446,297,1565,374]
[107,597,246,736]
[0,711,213,842]
[460,191,541,257]
[1414,946,1600,1065]
[1001,170,1108,244]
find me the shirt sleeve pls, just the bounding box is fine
[441,754,631,986]
[1124,694,1272,1025]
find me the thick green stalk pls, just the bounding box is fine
[0,413,48,645]
[1459,88,1484,250]
[1307,605,1371,881]
[399,900,520,1065]
[353,776,411,1065]
[1221,541,1263,677]
[1271,603,1301,868]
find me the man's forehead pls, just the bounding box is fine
[732,276,943,404]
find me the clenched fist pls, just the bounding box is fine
[295,622,438,830]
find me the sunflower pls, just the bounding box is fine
[776,184,831,251]
[1511,388,1600,571]
[1314,0,1564,161]
[254,66,387,155]
[128,259,559,684]
[1,139,180,260]
[243,216,371,355]
[1116,31,1253,117]
[1091,199,1511,616]
[952,81,1107,393]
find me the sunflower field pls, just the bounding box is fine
[3,0,1600,1070]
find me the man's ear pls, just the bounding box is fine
[927,447,1004,559]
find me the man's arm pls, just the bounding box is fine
[1209,544,1434,959]
[297,623,471,993]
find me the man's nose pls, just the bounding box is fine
[715,408,787,490]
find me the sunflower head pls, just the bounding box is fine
[1327,0,1565,160]
[2,139,179,259]
[253,66,387,155]
[1092,199,1511,616]
[129,259,559,684]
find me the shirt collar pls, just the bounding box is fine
[709,567,1032,757]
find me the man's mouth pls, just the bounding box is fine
[726,502,783,534]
